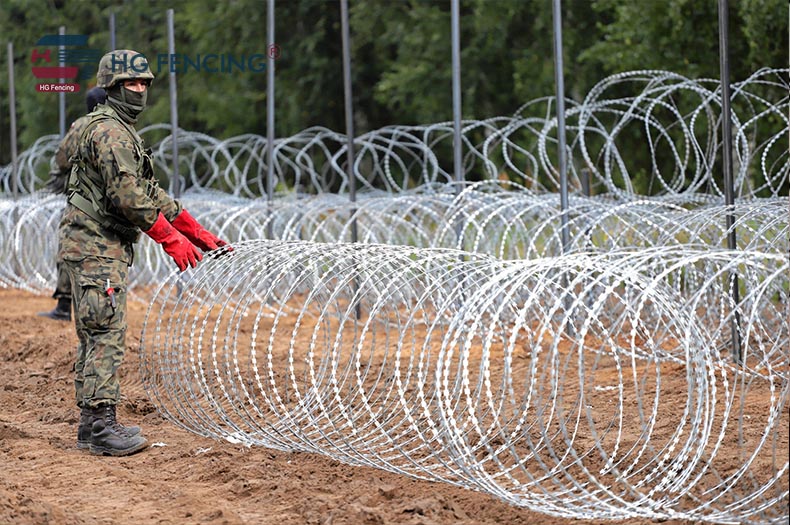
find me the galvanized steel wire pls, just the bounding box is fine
[0,69,787,522]
[1,69,787,199]
[141,242,788,523]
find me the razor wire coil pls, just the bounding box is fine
[0,68,787,523]
[140,242,788,523]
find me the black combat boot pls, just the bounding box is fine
[37,298,71,322]
[77,406,142,450]
[88,405,148,457]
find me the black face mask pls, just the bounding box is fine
[107,84,148,124]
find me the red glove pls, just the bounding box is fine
[144,212,202,271]
[171,209,231,252]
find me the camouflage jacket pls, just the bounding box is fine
[59,104,181,264]
[46,115,92,193]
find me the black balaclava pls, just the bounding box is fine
[107,82,147,124]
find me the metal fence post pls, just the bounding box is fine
[167,9,180,199]
[717,0,742,364]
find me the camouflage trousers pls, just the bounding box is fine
[52,262,72,300]
[64,256,129,409]
[53,209,71,300]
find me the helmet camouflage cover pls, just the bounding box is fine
[96,49,155,89]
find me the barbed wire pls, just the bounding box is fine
[2,189,787,297]
[140,241,788,523]
[0,68,787,522]
[1,69,787,198]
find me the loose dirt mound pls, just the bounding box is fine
[0,288,694,525]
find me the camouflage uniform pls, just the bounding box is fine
[40,88,107,323]
[48,115,92,303]
[50,115,91,194]
[64,50,225,456]
[59,48,183,413]
[59,103,182,408]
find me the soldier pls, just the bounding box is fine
[38,87,107,322]
[60,49,230,456]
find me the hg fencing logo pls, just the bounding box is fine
[31,34,100,93]
[113,46,281,75]
[32,33,281,93]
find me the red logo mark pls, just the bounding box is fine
[30,49,52,63]
[32,66,79,79]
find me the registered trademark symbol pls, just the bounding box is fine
[268,44,281,60]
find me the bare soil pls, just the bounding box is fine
[0,288,723,524]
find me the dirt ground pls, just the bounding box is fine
[0,287,760,525]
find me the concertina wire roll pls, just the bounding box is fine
[0,69,787,523]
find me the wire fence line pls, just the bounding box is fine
[141,242,787,523]
[0,68,787,522]
[1,69,788,199]
[2,189,787,296]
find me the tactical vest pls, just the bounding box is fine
[66,106,157,243]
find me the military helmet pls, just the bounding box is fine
[96,49,154,89]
